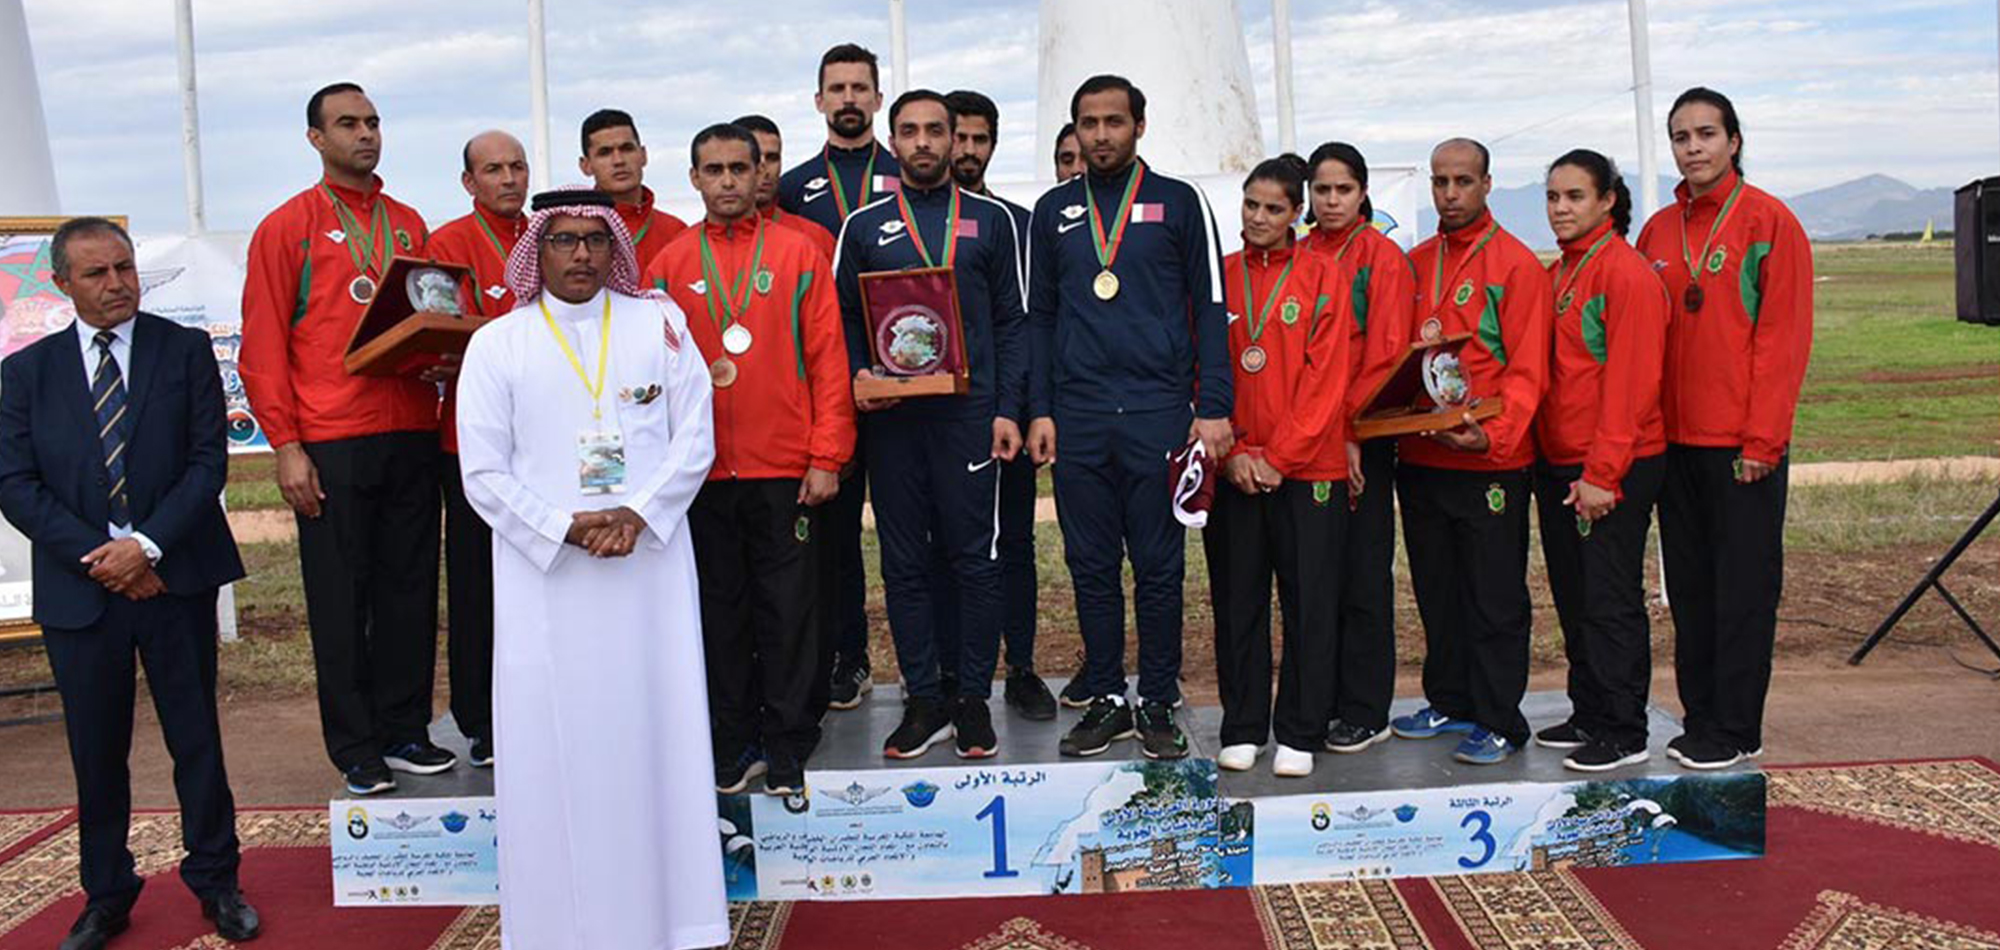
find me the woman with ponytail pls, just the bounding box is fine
[1206,154,1355,778]
[1634,87,1813,771]
[1302,142,1416,756]
[1534,148,1671,772]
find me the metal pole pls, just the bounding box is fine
[174,0,205,233]
[527,0,552,192]
[1627,0,1660,221]
[889,0,909,99]
[1273,0,1296,154]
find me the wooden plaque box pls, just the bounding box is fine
[853,266,970,401]
[1350,332,1503,440]
[343,256,492,377]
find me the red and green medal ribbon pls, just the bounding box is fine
[894,185,961,269]
[1086,162,1146,274]
[1429,220,1499,312]
[824,145,879,220]
[1679,176,1745,310]
[697,218,768,335]
[319,182,391,284]
[1239,252,1297,345]
[1553,229,1615,312]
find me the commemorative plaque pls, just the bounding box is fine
[1350,331,1502,440]
[343,256,491,377]
[853,266,970,401]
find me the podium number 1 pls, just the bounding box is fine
[976,795,1020,879]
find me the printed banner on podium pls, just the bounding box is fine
[329,798,499,906]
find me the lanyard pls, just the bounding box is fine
[894,185,961,269]
[1322,221,1365,263]
[1681,177,1745,284]
[319,182,391,280]
[474,208,515,262]
[1086,162,1146,271]
[539,294,613,422]
[697,219,768,333]
[824,145,878,220]
[1429,220,1499,311]
[1553,229,1616,310]
[1239,250,1297,343]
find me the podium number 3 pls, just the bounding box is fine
[1458,810,1496,869]
[976,796,1020,879]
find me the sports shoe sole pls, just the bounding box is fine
[383,754,456,776]
[1676,752,1743,771]
[1533,734,1588,750]
[345,777,396,796]
[763,777,804,796]
[1741,746,1764,759]
[1391,721,1471,740]
[883,724,954,760]
[469,755,494,769]
[1060,727,1136,757]
[828,676,874,711]
[1140,740,1190,760]
[1325,729,1391,754]
[1452,746,1516,765]
[716,760,769,794]
[1563,749,1651,772]
[955,740,999,759]
[1057,694,1093,709]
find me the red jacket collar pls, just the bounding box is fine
[1558,218,1617,260]
[320,175,383,207]
[1239,233,1299,269]
[700,214,762,240]
[1440,207,1496,248]
[473,202,528,242]
[1675,167,1741,211]
[615,186,657,224]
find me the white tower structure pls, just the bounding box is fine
[0,0,59,214]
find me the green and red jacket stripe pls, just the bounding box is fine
[1223,240,1354,481]
[1400,208,1553,472]
[614,186,689,276]
[1303,220,1419,431]
[1635,168,1814,466]
[1535,219,1670,496]
[240,176,435,447]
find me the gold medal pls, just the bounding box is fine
[1093,269,1120,301]
[710,357,738,389]
[349,275,376,305]
[722,323,754,355]
[1240,345,1267,374]
[1420,317,1443,344]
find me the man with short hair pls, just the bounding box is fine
[579,108,688,269]
[779,43,903,714]
[241,82,449,795]
[1387,138,1553,766]
[1053,122,1084,181]
[649,124,855,795]
[456,187,726,950]
[938,88,1054,721]
[425,129,531,768]
[1,218,259,950]
[731,113,836,262]
[837,90,1027,758]
[1027,75,1231,759]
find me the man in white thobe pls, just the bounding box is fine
[456,187,727,950]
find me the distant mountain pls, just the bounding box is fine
[1416,173,1955,248]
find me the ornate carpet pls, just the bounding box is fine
[2,758,1995,949]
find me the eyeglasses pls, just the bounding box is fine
[544,232,613,253]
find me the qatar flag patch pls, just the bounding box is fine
[874,175,901,193]
[955,218,980,240]
[1132,202,1167,224]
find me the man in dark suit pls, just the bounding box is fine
[0,218,260,949]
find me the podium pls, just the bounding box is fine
[342,257,492,378]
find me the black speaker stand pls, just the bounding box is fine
[1849,489,2000,666]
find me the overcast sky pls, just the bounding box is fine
[20,0,1998,235]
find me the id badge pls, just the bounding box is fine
[578,429,627,495]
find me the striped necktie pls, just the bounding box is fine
[90,330,131,525]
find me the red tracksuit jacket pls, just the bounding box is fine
[1222,240,1354,481]
[427,203,528,453]
[1535,220,1671,497]
[1303,220,1419,430]
[1635,169,1814,465]
[617,186,690,275]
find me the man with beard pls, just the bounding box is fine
[835,90,1025,758]
[579,109,688,271]
[730,114,836,262]
[779,43,902,713]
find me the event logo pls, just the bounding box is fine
[441,811,470,834]
[901,780,939,808]
[783,790,811,814]
[1394,804,1418,823]
[346,806,370,840]
[1060,204,1086,220]
[383,811,429,832]
[1310,803,1331,831]
[1370,209,1400,238]
[829,781,892,807]
[1338,805,1384,823]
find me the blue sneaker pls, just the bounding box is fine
[1452,728,1517,765]
[1390,706,1476,739]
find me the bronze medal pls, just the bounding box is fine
[1420,317,1443,345]
[1683,284,1705,313]
[1093,269,1120,301]
[1240,345,1267,374]
[710,357,738,389]
[349,275,376,305]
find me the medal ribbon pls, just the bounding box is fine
[474,207,514,262]
[1553,229,1616,311]
[894,184,961,269]
[538,294,613,421]
[1428,220,1499,312]
[1086,162,1146,271]
[824,145,879,220]
[319,182,391,282]
[1239,250,1297,344]
[697,218,768,335]
[1680,176,1745,287]
[1323,220,1365,263]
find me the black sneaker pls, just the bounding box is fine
[829,654,872,711]
[883,696,955,759]
[1004,669,1058,721]
[1665,732,1697,763]
[344,762,396,796]
[1533,720,1590,750]
[383,741,456,775]
[715,747,768,794]
[1136,702,1189,760]
[1563,739,1650,772]
[1324,720,1390,754]
[468,737,494,768]
[1059,697,1136,757]
[1674,736,1743,770]
[763,756,805,796]
[954,698,999,758]
[1058,677,1094,709]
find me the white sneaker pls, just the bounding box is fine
[1217,743,1261,771]
[1273,744,1315,777]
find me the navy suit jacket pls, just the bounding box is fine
[0,312,246,629]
